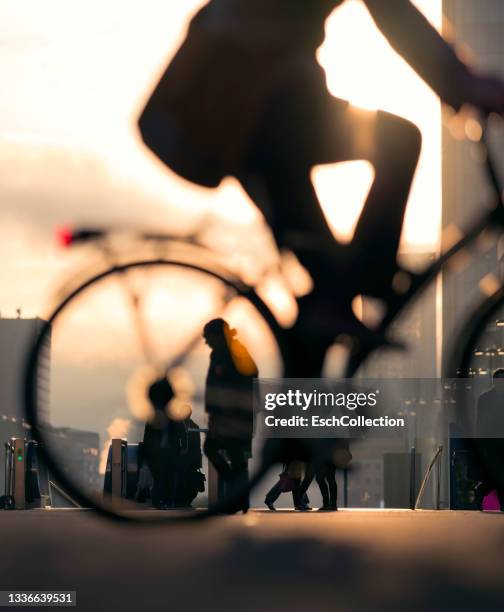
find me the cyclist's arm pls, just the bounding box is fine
[362,0,473,110]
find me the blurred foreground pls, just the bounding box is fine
[2,509,504,611]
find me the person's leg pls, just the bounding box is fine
[205,437,246,508]
[291,478,302,509]
[295,463,316,509]
[218,472,227,503]
[204,437,233,481]
[227,445,250,512]
[144,447,165,508]
[326,464,338,510]
[316,468,330,508]
[265,480,283,505]
[236,457,250,512]
[349,110,422,293]
[238,461,250,511]
[149,462,164,508]
[155,450,171,508]
[165,454,181,507]
[174,466,189,507]
[240,80,422,298]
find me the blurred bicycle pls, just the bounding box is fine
[23,114,503,522]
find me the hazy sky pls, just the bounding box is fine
[0,0,444,321]
[0,0,449,480]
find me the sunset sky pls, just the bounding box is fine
[0,0,451,471]
[0,0,443,320]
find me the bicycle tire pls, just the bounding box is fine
[447,286,504,378]
[24,257,288,523]
[446,285,504,508]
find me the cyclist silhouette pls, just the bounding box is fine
[139,0,504,376]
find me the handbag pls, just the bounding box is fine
[278,471,298,493]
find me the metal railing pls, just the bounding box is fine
[415,445,444,510]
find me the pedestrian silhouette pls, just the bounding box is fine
[203,318,257,513]
[142,377,188,509]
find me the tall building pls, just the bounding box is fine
[0,318,50,494]
[0,318,50,424]
[441,0,504,372]
[437,1,504,508]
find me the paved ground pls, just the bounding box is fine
[1,509,504,612]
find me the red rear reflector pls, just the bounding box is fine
[56,226,73,247]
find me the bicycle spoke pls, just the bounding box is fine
[162,291,236,374]
[117,269,160,371]
[24,258,282,521]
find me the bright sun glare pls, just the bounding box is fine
[315,0,442,250]
[0,0,445,426]
[1,0,441,252]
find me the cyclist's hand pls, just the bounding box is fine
[469,74,504,114]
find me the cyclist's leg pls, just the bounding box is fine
[349,108,422,291]
[239,81,421,295]
[238,88,343,271]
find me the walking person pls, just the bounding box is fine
[264,461,311,511]
[203,318,258,513]
[298,441,352,511]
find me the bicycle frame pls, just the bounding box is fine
[59,120,502,379]
[346,118,503,376]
